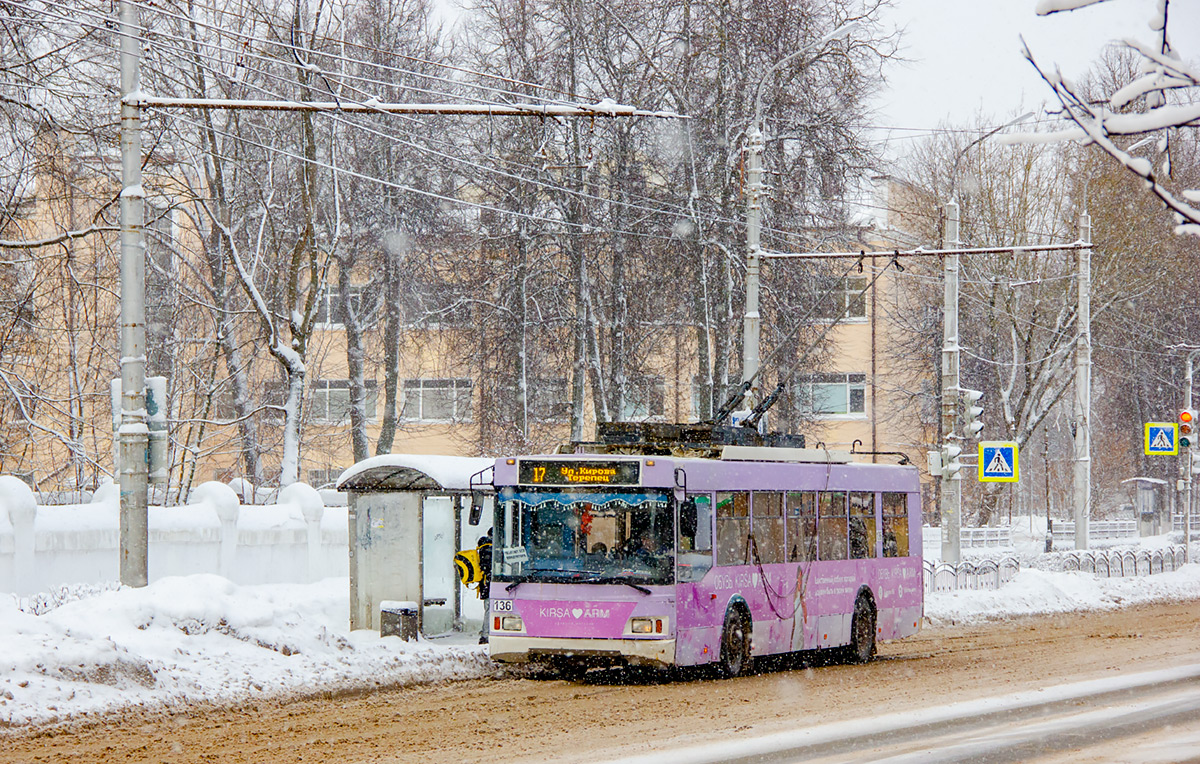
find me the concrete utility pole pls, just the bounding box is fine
[743,127,764,409]
[742,22,861,411]
[1073,212,1091,550]
[118,0,149,587]
[940,201,962,564]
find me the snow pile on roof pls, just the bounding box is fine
[336,454,494,491]
[0,576,495,728]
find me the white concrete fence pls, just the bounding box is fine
[1051,520,1139,544]
[923,520,1142,552]
[0,476,348,596]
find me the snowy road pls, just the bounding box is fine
[609,665,1200,764]
[3,598,1199,763]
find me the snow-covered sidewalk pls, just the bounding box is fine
[3,566,1200,730]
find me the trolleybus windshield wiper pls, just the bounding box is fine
[576,575,652,595]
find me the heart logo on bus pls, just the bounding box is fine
[572,608,584,619]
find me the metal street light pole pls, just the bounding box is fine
[1185,349,1200,561]
[742,21,861,412]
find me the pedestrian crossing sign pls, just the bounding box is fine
[1144,423,1178,455]
[978,441,1019,482]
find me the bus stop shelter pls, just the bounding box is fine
[337,455,494,635]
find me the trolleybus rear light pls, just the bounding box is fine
[656,619,663,634]
[493,616,501,631]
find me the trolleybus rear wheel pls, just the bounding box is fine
[848,594,877,663]
[719,610,752,678]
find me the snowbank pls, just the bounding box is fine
[0,576,495,729]
[925,564,1200,626]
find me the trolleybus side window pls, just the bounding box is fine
[818,491,848,561]
[678,493,714,582]
[849,491,877,559]
[786,491,817,563]
[882,492,909,557]
[752,492,785,564]
[715,491,750,566]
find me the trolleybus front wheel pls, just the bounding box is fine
[719,610,752,678]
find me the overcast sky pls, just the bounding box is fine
[876,0,1200,141]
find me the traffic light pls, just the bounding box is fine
[962,389,984,440]
[1180,409,1197,448]
[942,443,963,478]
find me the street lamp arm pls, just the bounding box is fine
[752,20,863,129]
[949,111,1036,201]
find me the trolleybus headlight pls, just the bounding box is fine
[500,615,524,631]
[630,617,665,634]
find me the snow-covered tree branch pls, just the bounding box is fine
[1020,0,1200,233]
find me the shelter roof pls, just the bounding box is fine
[336,455,494,492]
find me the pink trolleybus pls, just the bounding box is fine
[484,445,922,676]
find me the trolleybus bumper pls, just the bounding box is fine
[489,635,675,668]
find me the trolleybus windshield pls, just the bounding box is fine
[492,487,674,587]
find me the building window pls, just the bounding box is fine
[620,375,665,421]
[311,379,378,423]
[315,285,372,327]
[307,467,344,488]
[798,373,866,417]
[401,378,472,422]
[815,277,867,321]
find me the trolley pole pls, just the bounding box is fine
[1073,212,1091,550]
[118,0,149,587]
[940,201,962,564]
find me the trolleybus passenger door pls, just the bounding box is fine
[677,493,713,582]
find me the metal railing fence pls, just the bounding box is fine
[923,545,1188,594]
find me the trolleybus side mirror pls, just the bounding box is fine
[468,491,484,526]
